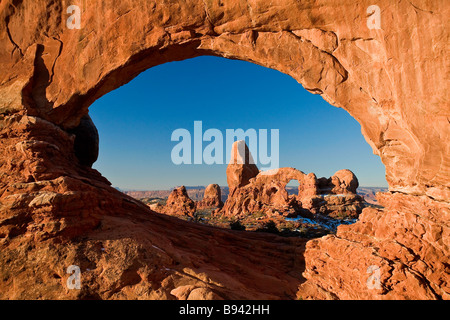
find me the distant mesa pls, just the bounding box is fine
[357,187,387,205]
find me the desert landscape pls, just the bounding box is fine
[126,186,386,207]
[128,141,378,238]
[128,184,385,238]
[0,0,448,302]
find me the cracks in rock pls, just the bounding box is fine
[331,55,348,84]
[245,0,256,28]
[328,234,433,298]
[201,0,217,35]
[390,189,450,205]
[316,63,326,85]
[288,29,348,86]
[329,30,339,53]
[5,19,23,58]
[3,0,26,58]
[303,87,323,95]
[249,30,258,48]
[408,1,434,14]
[345,37,376,42]
[319,52,348,86]
[48,37,63,86]
[289,29,339,53]
[333,212,447,299]
[113,8,134,24]
[384,248,441,299]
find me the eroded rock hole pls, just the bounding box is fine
[89,56,387,238]
[68,114,99,167]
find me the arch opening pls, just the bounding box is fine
[88,55,387,237]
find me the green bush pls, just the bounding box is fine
[257,220,279,234]
[229,220,246,231]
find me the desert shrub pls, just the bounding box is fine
[229,220,246,231]
[195,208,214,217]
[256,220,279,234]
[252,211,266,219]
[155,198,167,206]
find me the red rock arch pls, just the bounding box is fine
[0,1,448,299]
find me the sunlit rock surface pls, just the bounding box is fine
[0,0,448,299]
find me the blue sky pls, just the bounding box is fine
[89,56,387,190]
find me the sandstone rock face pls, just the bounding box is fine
[302,169,364,218]
[222,167,303,217]
[163,186,196,217]
[221,151,364,219]
[302,194,364,219]
[0,0,448,300]
[301,193,450,300]
[330,169,359,194]
[226,141,259,191]
[196,184,223,210]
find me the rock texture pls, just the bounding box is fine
[226,141,260,191]
[196,184,223,210]
[301,192,450,300]
[330,169,359,194]
[221,144,364,219]
[304,169,364,218]
[162,186,196,217]
[0,0,448,300]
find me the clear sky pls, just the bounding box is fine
[89,56,387,190]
